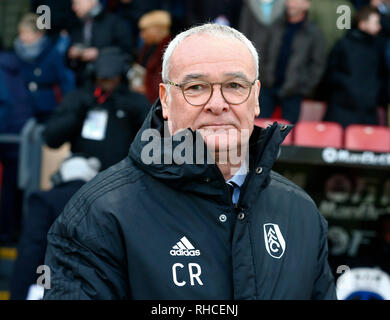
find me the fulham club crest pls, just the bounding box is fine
[264,223,286,259]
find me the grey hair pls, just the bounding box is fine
[161,23,259,83]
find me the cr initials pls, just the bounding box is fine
[172,263,204,287]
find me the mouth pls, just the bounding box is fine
[199,124,237,131]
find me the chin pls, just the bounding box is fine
[202,133,241,154]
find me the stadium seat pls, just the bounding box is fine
[345,125,390,152]
[293,121,343,148]
[254,118,292,145]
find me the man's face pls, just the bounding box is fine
[160,34,260,154]
[286,0,310,18]
[18,27,43,45]
[140,26,164,45]
[360,13,382,36]
[72,0,96,18]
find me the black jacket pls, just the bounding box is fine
[43,85,149,170]
[68,10,134,83]
[324,29,386,127]
[69,11,133,55]
[43,101,337,300]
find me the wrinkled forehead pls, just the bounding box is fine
[169,34,256,81]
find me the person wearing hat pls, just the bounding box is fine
[132,10,172,103]
[43,49,150,171]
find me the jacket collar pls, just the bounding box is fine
[347,28,376,43]
[129,100,292,202]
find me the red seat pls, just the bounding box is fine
[345,125,390,152]
[293,121,343,148]
[254,118,292,145]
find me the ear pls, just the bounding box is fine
[159,83,169,120]
[254,80,261,117]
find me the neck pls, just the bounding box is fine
[214,146,248,181]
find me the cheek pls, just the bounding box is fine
[167,97,201,133]
[240,102,258,126]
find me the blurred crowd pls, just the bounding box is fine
[0,0,390,299]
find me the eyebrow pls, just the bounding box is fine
[181,72,251,83]
[224,72,250,81]
[181,73,207,83]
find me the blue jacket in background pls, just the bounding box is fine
[0,51,33,135]
[0,69,11,132]
[17,38,75,121]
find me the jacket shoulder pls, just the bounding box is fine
[269,170,316,206]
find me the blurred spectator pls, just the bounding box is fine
[370,0,390,36]
[259,0,327,123]
[43,49,150,170]
[30,1,76,60]
[0,51,33,243]
[185,0,244,29]
[324,6,386,127]
[10,155,100,300]
[30,0,78,37]
[67,0,134,85]
[370,1,390,123]
[0,70,11,132]
[107,0,163,43]
[239,0,286,62]
[0,51,33,149]
[131,10,171,103]
[308,0,355,101]
[309,0,355,53]
[14,13,75,123]
[0,0,30,50]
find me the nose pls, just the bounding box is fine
[203,84,229,115]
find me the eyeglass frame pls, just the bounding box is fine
[165,78,257,106]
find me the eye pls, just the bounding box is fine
[184,82,209,93]
[188,84,204,91]
[224,81,246,89]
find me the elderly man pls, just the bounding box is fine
[43,23,336,300]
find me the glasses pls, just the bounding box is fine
[166,78,256,106]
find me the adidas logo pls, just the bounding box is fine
[170,236,201,256]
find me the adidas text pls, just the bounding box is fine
[170,249,201,256]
